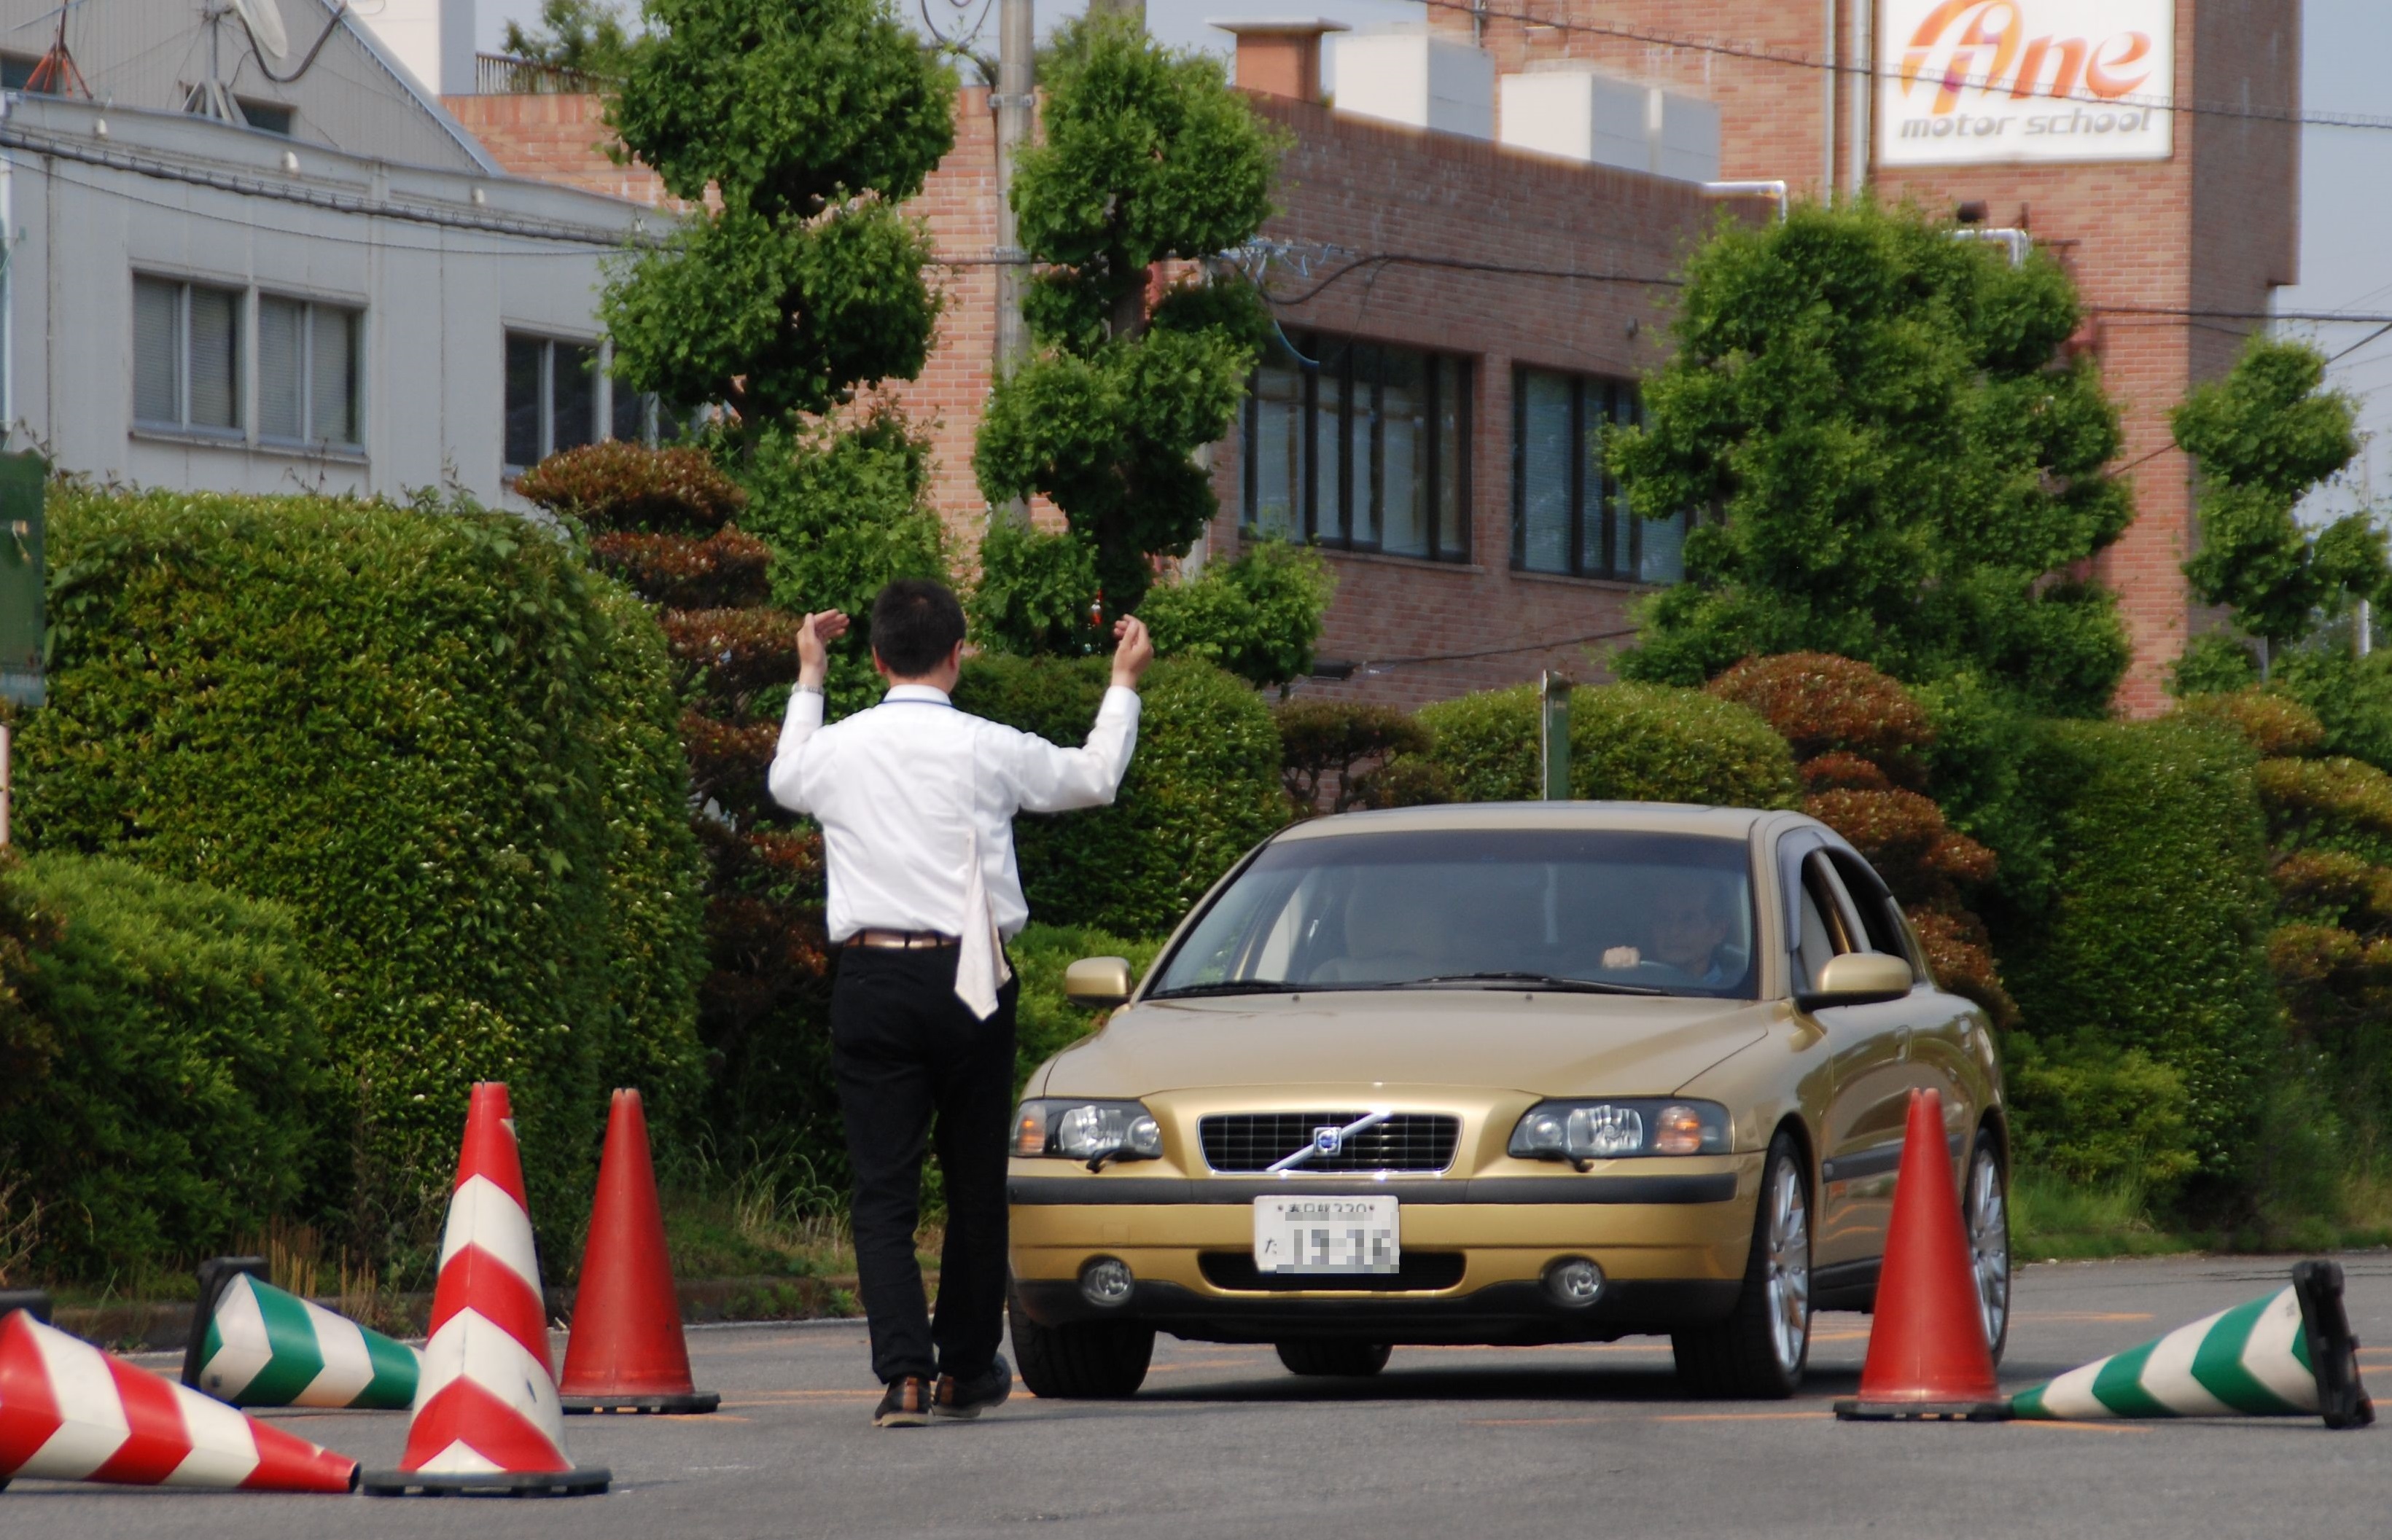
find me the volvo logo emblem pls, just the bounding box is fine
[1312,1126,1344,1156]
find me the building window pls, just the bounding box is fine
[133,276,242,434]
[1511,367,1688,583]
[259,297,362,447]
[1242,331,1470,561]
[0,54,37,92]
[506,333,674,472]
[238,100,295,136]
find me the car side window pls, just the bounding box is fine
[1796,855,1861,992]
[1827,851,1912,963]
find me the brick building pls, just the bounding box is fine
[453,0,2293,713]
[1440,0,2299,713]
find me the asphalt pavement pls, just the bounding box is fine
[9,1251,2391,1539]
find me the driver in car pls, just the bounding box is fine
[1604,870,1738,986]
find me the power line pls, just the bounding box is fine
[1414,0,2392,133]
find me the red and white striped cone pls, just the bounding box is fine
[361,1083,608,1498]
[0,1309,358,1494]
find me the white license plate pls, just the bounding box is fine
[1253,1196,1400,1275]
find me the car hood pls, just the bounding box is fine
[1038,990,1778,1099]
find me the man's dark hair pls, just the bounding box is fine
[870,579,967,677]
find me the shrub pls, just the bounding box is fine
[516,440,747,531]
[2255,756,2392,869]
[588,528,774,610]
[660,607,804,703]
[1906,907,2017,1029]
[1705,652,1933,786]
[2168,632,2262,697]
[0,849,61,1125]
[1274,700,1435,816]
[2000,716,2280,1188]
[21,489,708,1259]
[1411,681,1801,809]
[2270,850,2392,930]
[2006,1037,2199,1194]
[952,656,1288,934]
[1008,923,1167,1095]
[1139,541,1336,689]
[1804,789,1996,904]
[2268,646,2392,774]
[0,853,330,1278]
[2175,690,2326,759]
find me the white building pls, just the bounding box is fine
[0,0,658,507]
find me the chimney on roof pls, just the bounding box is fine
[1212,17,1349,103]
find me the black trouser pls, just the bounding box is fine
[830,945,1018,1385]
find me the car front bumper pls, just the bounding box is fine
[1008,1156,1762,1346]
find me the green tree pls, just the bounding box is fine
[503,0,637,79]
[602,0,954,428]
[973,15,1281,620]
[2175,337,2381,657]
[1610,201,2135,716]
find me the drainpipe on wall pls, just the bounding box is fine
[1821,0,1836,199]
[1847,0,1871,199]
[990,0,1033,530]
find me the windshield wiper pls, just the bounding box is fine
[1145,980,1314,999]
[1400,972,1664,996]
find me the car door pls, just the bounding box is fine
[1826,848,1982,1170]
[1793,848,1929,1275]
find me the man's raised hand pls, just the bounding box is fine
[1110,615,1155,690]
[796,609,852,690]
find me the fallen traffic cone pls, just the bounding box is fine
[360,1082,609,1497]
[183,1257,420,1411]
[2011,1259,2373,1428]
[0,1308,358,1493]
[1834,1087,2008,1420]
[559,1088,718,1414]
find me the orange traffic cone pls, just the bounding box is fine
[0,1309,358,1493]
[361,1083,609,1497]
[1833,1087,2009,1420]
[559,1088,718,1414]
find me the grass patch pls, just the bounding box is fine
[2011,1170,2196,1262]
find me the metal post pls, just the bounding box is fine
[1539,673,1571,802]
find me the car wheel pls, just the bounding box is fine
[1967,1127,2011,1365]
[1010,1294,1154,1399]
[1672,1130,1810,1399]
[1275,1340,1392,1377]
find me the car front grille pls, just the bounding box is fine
[1198,1111,1461,1174]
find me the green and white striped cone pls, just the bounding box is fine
[2010,1261,2373,1428]
[187,1270,419,1411]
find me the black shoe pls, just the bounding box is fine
[932,1354,1013,1420]
[874,1376,931,1428]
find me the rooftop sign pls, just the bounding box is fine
[1878,0,2174,167]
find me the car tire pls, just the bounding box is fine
[1967,1127,2011,1367]
[1672,1129,1811,1399]
[1274,1340,1392,1377]
[1010,1294,1154,1399]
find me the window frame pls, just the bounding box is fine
[131,273,245,439]
[504,332,669,474]
[1240,329,1473,564]
[256,292,365,451]
[1511,364,1691,584]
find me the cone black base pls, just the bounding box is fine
[1833,1397,2010,1421]
[0,1291,51,1324]
[562,1391,720,1415]
[2291,1259,2375,1431]
[180,1256,266,1391]
[360,1466,612,1498]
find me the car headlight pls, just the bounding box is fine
[1508,1099,1730,1165]
[1015,1099,1164,1168]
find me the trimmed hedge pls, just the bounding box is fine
[2000,717,2281,1192]
[1409,681,1800,809]
[21,490,707,1260]
[0,853,330,1276]
[952,656,1288,935]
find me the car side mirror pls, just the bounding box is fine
[1794,951,1914,1012]
[1063,955,1135,1009]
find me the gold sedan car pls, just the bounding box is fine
[1008,802,2009,1399]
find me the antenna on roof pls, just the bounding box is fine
[185,0,345,126]
[25,2,92,98]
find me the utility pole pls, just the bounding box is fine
[991,0,1034,528]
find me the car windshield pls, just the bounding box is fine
[1150,827,1758,1001]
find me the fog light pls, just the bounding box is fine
[1546,1257,1605,1308]
[1080,1257,1135,1308]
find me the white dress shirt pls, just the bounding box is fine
[766,681,1142,945]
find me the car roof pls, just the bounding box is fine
[1273,801,1781,843]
